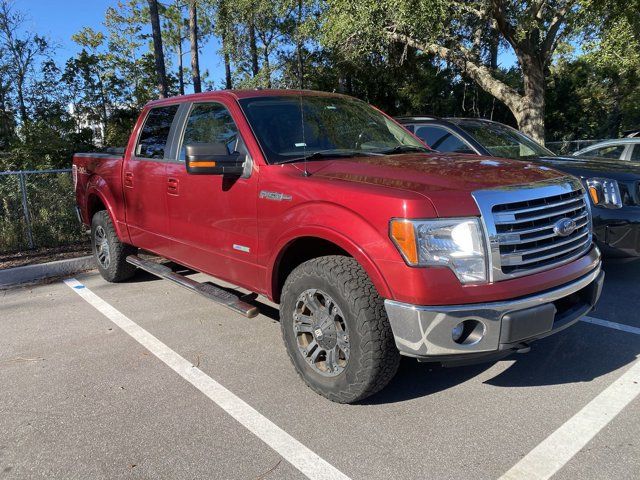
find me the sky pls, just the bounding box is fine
[21,0,518,93]
[21,0,226,92]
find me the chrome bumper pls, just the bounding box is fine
[384,263,604,360]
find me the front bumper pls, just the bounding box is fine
[384,263,604,364]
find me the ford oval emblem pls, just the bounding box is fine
[553,218,577,237]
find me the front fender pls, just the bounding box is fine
[265,201,395,300]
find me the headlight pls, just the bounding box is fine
[390,218,487,284]
[586,178,623,209]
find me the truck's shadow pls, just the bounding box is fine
[128,258,640,405]
[364,323,639,404]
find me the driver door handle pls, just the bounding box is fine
[167,177,179,195]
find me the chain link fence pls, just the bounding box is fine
[0,169,87,254]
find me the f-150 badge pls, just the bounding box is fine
[259,190,292,201]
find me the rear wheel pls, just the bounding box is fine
[280,256,400,403]
[91,210,137,282]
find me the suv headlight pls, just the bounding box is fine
[390,218,488,284]
[586,178,623,209]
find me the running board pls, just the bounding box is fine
[126,255,259,318]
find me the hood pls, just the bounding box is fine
[534,156,640,181]
[303,152,567,217]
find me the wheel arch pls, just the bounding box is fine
[85,184,129,242]
[269,228,391,304]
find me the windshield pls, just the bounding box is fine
[453,120,555,160]
[238,95,427,164]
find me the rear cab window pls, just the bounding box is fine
[135,105,180,159]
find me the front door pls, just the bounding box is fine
[164,101,260,288]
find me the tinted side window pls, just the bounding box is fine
[179,103,240,160]
[630,145,640,161]
[415,126,473,153]
[590,145,625,159]
[136,105,179,159]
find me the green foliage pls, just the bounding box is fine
[0,0,638,254]
[0,172,86,253]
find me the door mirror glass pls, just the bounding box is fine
[185,143,244,175]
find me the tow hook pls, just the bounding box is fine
[515,343,531,354]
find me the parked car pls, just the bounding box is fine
[398,116,640,258]
[573,138,640,161]
[73,91,603,403]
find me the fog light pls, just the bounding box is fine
[452,323,464,342]
[452,319,486,345]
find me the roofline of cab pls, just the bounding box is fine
[143,89,354,109]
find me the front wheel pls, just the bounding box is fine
[91,210,137,282]
[280,256,400,403]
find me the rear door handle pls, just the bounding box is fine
[124,171,134,188]
[167,177,179,195]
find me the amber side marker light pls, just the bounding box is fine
[390,219,418,264]
[191,161,217,168]
[588,186,600,204]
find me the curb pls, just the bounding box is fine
[0,256,95,288]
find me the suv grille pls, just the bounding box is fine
[492,188,590,275]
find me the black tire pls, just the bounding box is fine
[91,210,137,282]
[280,256,400,403]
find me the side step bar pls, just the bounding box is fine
[126,255,259,318]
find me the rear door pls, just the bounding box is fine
[163,100,260,288]
[123,104,180,251]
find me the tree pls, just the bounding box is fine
[0,1,49,124]
[104,1,156,108]
[163,1,188,95]
[216,0,233,89]
[324,0,594,143]
[189,0,202,93]
[147,0,168,97]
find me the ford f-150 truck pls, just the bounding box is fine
[73,90,604,403]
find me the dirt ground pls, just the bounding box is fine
[0,242,90,269]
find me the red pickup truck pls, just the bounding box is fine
[74,90,604,403]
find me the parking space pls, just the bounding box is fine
[1,258,639,479]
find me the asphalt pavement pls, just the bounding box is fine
[1,257,638,479]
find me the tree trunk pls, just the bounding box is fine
[147,0,168,98]
[189,0,201,93]
[176,0,185,96]
[249,20,259,77]
[219,0,232,89]
[178,38,185,96]
[296,0,304,89]
[16,77,27,123]
[223,38,232,89]
[263,48,272,88]
[516,55,546,144]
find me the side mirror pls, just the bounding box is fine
[185,143,244,176]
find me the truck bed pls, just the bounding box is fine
[73,152,126,232]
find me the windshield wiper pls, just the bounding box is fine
[377,145,430,155]
[275,149,374,165]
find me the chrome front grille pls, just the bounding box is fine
[493,189,590,274]
[472,177,593,282]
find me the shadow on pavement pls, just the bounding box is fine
[365,321,639,404]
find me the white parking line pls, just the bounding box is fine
[581,316,640,335]
[63,278,350,480]
[500,315,640,480]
